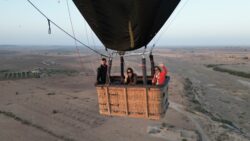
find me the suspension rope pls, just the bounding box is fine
[84,21,98,58]
[26,0,108,57]
[89,27,97,51]
[47,19,51,34]
[66,0,85,68]
[83,20,91,47]
[151,0,190,51]
[142,45,147,55]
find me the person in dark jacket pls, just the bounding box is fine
[96,58,107,84]
[124,67,137,85]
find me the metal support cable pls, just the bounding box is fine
[66,0,85,68]
[151,0,190,51]
[83,20,91,47]
[26,0,108,57]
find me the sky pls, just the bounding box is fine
[0,0,250,48]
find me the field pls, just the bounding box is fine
[0,46,249,141]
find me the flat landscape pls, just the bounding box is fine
[0,46,249,141]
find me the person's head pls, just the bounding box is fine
[126,67,134,77]
[154,66,161,74]
[101,58,107,65]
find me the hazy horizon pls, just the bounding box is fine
[1,44,250,49]
[1,0,250,48]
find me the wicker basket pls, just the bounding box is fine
[96,76,169,120]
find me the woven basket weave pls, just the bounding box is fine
[96,80,169,120]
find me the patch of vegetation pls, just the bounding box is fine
[184,78,210,115]
[0,69,10,73]
[216,133,230,141]
[0,110,75,141]
[205,64,223,68]
[194,105,209,115]
[43,68,78,76]
[52,110,59,114]
[205,64,250,79]
[184,78,243,134]
[213,67,250,79]
[242,56,248,60]
[47,92,56,96]
[211,116,234,127]
[0,68,78,81]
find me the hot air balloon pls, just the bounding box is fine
[72,0,180,120]
[26,0,180,120]
[73,0,180,51]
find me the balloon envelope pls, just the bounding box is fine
[73,0,180,51]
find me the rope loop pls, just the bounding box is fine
[47,19,51,34]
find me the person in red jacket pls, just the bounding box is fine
[152,64,168,86]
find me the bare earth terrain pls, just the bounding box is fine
[0,46,249,141]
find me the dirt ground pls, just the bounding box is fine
[0,46,249,141]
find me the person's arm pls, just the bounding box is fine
[159,64,168,76]
[159,64,166,73]
[124,74,128,84]
[131,74,137,85]
[96,67,101,83]
[152,74,157,85]
[158,64,167,85]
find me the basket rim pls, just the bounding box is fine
[96,76,170,89]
